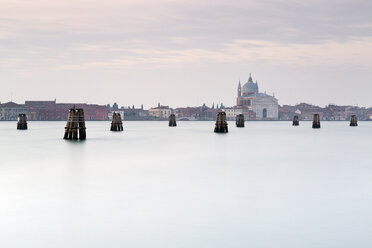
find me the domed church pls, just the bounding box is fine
[236,74,279,120]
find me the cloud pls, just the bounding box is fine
[1,0,372,106]
[1,0,372,45]
[11,37,367,71]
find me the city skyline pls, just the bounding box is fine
[1,0,372,107]
[1,98,371,122]
[2,94,372,110]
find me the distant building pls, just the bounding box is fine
[24,100,108,121]
[324,105,347,120]
[26,100,57,120]
[279,103,324,120]
[175,107,200,120]
[175,104,218,121]
[149,105,172,119]
[223,106,256,121]
[201,108,220,121]
[223,107,242,120]
[236,74,279,120]
[278,103,371,121]
[0,102,28,120]
[123,106,150,120]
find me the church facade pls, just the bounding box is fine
[236,74,279,120]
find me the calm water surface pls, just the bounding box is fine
[0,121,371,248]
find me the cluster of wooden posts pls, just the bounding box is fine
[236,114,245,128]
[350,115,358,126]
[214,112,229,133]
[169,114,177,127]
[111,112,123,131]
[292,114,358,128]
[14,109,360,138]
[17,114,28,130]
[292,116,299,126]
[63,107,86,140]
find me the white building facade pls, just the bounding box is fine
[149,106,172,119]
[236,74,279,120]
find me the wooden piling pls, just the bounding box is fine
[169,114,177,127]
[17,113,27,130]
[293,115,299,126]
[64,110,73,139]
[111,112,124,131]
[312,114,321,129]
[350,115,358,127]
[63,106,86,140]
[214,112,228,133]
[236,114,244,127]
[78,108,86,139]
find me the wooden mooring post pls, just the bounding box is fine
[350,115,358,127]
[214,112,228,133]
[17,113,27,130]
[312,114,321,129]
[293,115,299,126]
[169,114,177,127]
[236,114,245,127]
[111,112,123,131]
[63,106,86,140]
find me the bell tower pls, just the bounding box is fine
[237,80,241,97]
[237,80,242,106]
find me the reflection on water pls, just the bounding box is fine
[0,121,372,248]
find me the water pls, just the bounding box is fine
[0,121,371,248]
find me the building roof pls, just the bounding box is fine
[1,101,25,108]
[151,106,170,110]
[25,100,56,107]
[242,73,259,95]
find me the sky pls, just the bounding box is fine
[0,0,372,108]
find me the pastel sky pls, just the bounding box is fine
[1,0,372,108]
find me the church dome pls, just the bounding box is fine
[242,74,259,95]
